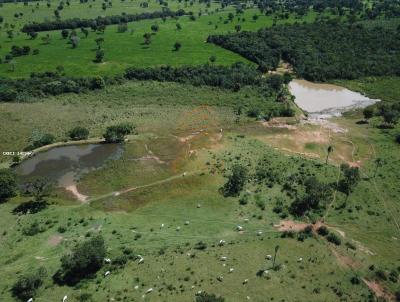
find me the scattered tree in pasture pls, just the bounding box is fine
[0,169,18,203]
[28,31,38,39]
[176,22,182,30]
[338,163,360,199]
[103,123,135,143]
[61,29,69,39]
[151,24,159,32]
[272,245,280,270]
[373,158,384,178]
[209,55,216,64]
[24,177,53,202]
[173,41,181,51]
[68,126,89,140]
[94,48,105,63]
[222,164,248,197]
[196,292,225,302]
[326,145,333,164]
[363,107,374,122]
[11,267,47,301]
[143,32,152,45]
[234,24,241,32]
[53,235,106,285]
[117,22,128,33]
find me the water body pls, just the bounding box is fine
[289,79,379,119]
[15,143,123,201]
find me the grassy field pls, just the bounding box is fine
[0,7,319,78]
[1,77,400,300]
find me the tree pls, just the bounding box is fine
[68,126,89,140]
[94,49,104,63]
[173,41,181,51]
[209,55,216,64]
[234,24,241,32]
[338,164,360,199]
[61,29,69,39]
[176,22,182,30]
[396,133,400,144]
[151,24,159,32]
[326,145,333,164]
[70,35,80,48]
[11,267,47,301]
[222,164,248,197]
[0,169,18,203]
[272,245,279,270]
[95,37,104,49]
[143,32,152,45]
[29,131,55,149]
[103,123,135,143]
[363,107,374,122]
[382,110,399,126]
[24,177,53,202]
[28,31,38,39]
[373,158,384,178]
[53,235,106,285]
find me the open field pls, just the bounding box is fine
[1,76,400,301]
[0,7,319,78]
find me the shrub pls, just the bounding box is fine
[396,133,400,144]
[53,235,106,285]
[0,169,18,203]
[12,200,47,215]
[103,123,135,143]
[326,233,341,245]
[222,164,248,197]
[68,126,89,140]
[23,221,45,236]
[11,267,47,301]
[317,226,329,236]
[194,241,207,250]
[196,292,225,302]
[350,276,360,285]
[0,85,17,102]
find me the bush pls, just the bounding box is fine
[53,235,106,285]
[103,123,135,143]
[326,233,342,245]
[0,85,17,102]
[0,169,18,203]
[11,267,47,301]
[68,126,89,140]
[12,200,48,215]
[396,133,400,144]
[194,241,207,250]
[23,221,45,236]
[222,164,248,197]
[317,226,329,236]
[196,292,225,302]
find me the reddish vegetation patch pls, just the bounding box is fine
[274,220,310,232]
[48,235,63,246]
[363,279,395,301]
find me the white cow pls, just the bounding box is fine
[62,296,68,302]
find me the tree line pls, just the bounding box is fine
[21,9,186,33]
[208,21,400,81]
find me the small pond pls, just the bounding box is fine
[289,79,379,118]
[14,143,123,200]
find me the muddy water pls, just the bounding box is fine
[15,144,123,200]
[289,79,379,118]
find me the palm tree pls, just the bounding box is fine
[373,158,384,178]
[272,245,279,270]
[326,145,333,164]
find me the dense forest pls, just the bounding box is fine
[21,9,186,33]
[208,21,400,81]
[0,63,287,102]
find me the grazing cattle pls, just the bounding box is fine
[176,226,181,231]
[220,256,227,261]
[184,221,190,225]
[137,255,144,264]
[197,204,201,208]
[243,279,249,284]
[62,296,68,302]
[298,257,303,262]
[146,288,153,294]
[160,223,164,228]
[218,239,225,246]
[257,231,263,236]
[217,276,223,282]
[27,299,33,302]
[229,268,234,273]
[104,271,110,277]
[237,225,243,231]
[266,255,272,260]
[104,258,111,263]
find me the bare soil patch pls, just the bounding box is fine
[363,279,395,301]
[48,235,63,246]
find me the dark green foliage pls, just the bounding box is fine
[222,164,248,197]
[0,85,17,102]
[53,235,106,285]
[28,131,55,149]
[350,276,360,285]
[23,221,46,236]
[290,177,332,216]
[208,22,400,81]
[317,226,329,236]
[11,267,47,301]
[68,126,89,140]
[22,10,185,32]
[326,233,342,245]
[395,290,400,302]
[0,169,18,203]
[125,63,275,91]
[396,133,400,144]
[103,123,135,143]
[338,164,360,197]
[194,241,207,250]
[23,178,53,202]
[12,200,48,215]
[196,292,225,302]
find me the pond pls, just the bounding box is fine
[289,79,379,118]
[14,143,123,201]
